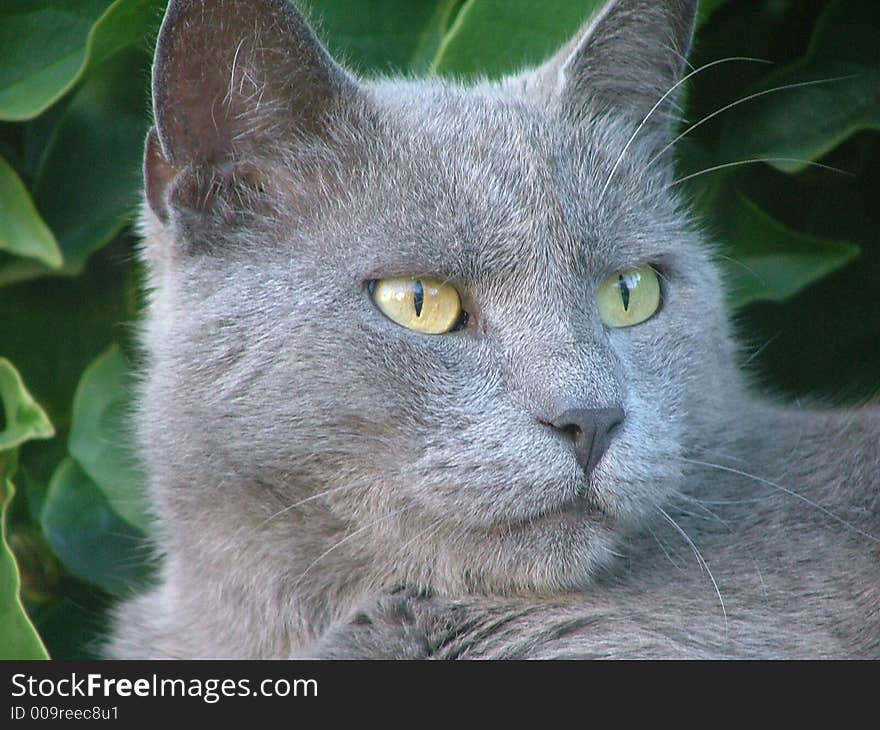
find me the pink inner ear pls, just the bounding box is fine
[151,0,354,171]
[144,127,178,223]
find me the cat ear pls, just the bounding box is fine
[146,0,356,220]
[531,0,697,142]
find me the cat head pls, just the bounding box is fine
[140,0,738,595]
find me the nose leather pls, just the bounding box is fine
[551,407,625,474]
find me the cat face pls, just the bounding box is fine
[141,0,735,592]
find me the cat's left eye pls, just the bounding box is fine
[596,265,661,328]
[370,276,466,334]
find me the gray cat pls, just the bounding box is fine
[108,0,880,659]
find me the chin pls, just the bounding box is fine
[414,502,625,594]
[384,447,667,594]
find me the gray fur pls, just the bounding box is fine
[107,0,880,659]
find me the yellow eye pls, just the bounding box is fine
[596,266,661,328]
[371,276,465,334]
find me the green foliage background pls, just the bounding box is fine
[1,0,878,658]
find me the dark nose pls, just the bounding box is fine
[551,407,625,474]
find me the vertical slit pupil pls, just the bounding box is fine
[413,279,424,317]
[618,274,630,311]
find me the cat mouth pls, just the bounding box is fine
[557,491,611,522]
[497,490,612,533]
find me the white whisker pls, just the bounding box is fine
[648,75,857,169]
[257,483,356,529]
[394,512,450,561]
[599,56,771,201]
[292,504,418,589]
[743,333,781,365]
[669,492,730,527]
[656,504,728,631]
[668,158,854,188]
[679,456,880,544]
[646,523,684,569]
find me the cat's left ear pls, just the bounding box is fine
[524,0,697,146]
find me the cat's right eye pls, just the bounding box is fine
[595,266,661,328]
[369,277,466,334]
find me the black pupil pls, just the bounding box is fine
[618,274,630,311]
[413,279,424,317]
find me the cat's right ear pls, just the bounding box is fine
[519,0,698,152]
[145,0,356,223]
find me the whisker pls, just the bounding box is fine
[257,483,356,529]
[599,56,772,201]
[669,492,730,527]
[646,522,684,569]
[678,456,880,544]
[595,542,628,559]
[668,158,854,188]
[713,253,765,283]
[680,496,773,505]
[292,504,418,589]
[656,504,728,631]
[660,40,697,75]
[648,75,857,169]
[743,332,781,365]
[394,511,450,560]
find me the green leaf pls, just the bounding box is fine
[68,345,149,535]
[1,454,49,659]
[0,238,137,425]
[0,0,164,122]
[431,0,734,79]
[409,1,469,73]
[731,132,880,399]
[718,0,880,173]
[3,46,152,286]
[41,458,152,597]
[0,360,52,659]
[27,589,111,660]
[432,0,606,79]
[697,0,732,26]
[0,358,55,452]
[0,155,61,269]
[715,191,860,308]
[301,0,461,74]
[6,522,62,605]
